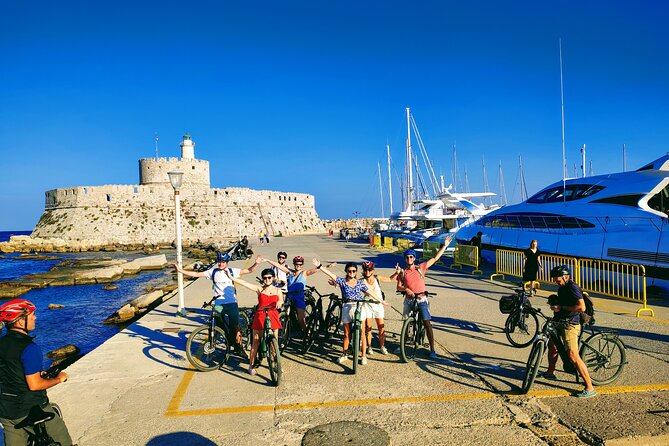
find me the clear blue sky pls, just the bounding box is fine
[1,1,668,230]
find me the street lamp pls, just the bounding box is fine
[168,171,186,317]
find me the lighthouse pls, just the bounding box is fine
[180,133,195,160]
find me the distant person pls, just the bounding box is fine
[522,240,543,296]
[224,268,283,376]
[272,252,289,293]
[470,231,483,263]
[313,260,387,366]
[395,236,452,358]
[543,266,596,398]
[0,299,73,446]
[173,252,262,356]
[265,233,270,244]
[360,261,399,355]
[258,231,265,245]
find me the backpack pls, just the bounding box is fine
[581,292,595,325]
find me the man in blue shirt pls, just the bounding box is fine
[0,299,72,446]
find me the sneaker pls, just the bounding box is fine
[337,355,350,364]
[576,388,597,398]
[539,372,557,380]
[367,347,374,355]
[361,356,368,365]
[379,347,388,355]
[248,367,257,376]
[429,351,438,359]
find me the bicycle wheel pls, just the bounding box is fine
[399,317,418,363]
[278,312,290,352]
[352,321,360,374]
[302,313,320,354]
[186,325,228,371]
[325,301,342,337]
[580,333,626,386]
[267,335,282,386]
[238,311,251,350]
[505,310,539,348]
[521,341,545,394]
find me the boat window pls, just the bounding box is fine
[590,194,644,207]
[647,184,669,216]
[476,213,595,229]
[527,184,605,203]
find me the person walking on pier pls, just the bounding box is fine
[360,261,398,355]
[224,268,283,376]
[313,260,387,366]
[543,265,596,398]
[173,252,261,356]
[0,299,73,446]
[522,240,543,296]
[395,237,451,358]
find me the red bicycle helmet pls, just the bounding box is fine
[0,299,36,324]
[362,261,374,271]
[293,256,304,264]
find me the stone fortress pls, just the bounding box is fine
[32,134,325,247]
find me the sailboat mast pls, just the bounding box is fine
[387,144,393,214]
[519,155,528,202]
[580,144,586,177]
[559,38,567,203]
[453,144,457,193]
[482,156,490,207]
[623,144,627,172]
[378,161,384,217]
[406,107,413,211]
[464,165,470,193]
[498,160,507,206]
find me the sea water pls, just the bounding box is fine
[0,231,173,366]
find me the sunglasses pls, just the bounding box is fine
[346,269,357,273]
[262,276,274,280]
[278,256,286,259]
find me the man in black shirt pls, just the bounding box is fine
[543,266,596,398]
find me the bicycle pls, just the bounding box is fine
[399,291,434,362]
[277,289,316,352]
[252,305,282,386]
[521,308,627,394]
[14,405,63,446]
[345,298,377,375]
[500,288,540,348]
[185,297,251,371]
[302,286,342,354]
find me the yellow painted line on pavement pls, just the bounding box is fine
[165,369,196,415]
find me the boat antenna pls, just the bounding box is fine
[498,160,508,206]
[623,144,627,172]
[519,154,528,201]
[580,144,586,177]
[155,132,159,159]
[387,144,393,214]
[378,160,384,217]
[453,143,457,193]
[559,38,567,204]
[589,160,594,176]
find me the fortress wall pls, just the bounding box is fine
[139,158,210,186]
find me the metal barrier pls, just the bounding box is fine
[490,248,653,318]
[451,244,482,275]
[422,241,439,260]
[383,236,395,251]
[372,234,382,249]
[397,238,411,252]
[578,259,652,317]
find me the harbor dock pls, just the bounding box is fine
[47,235,669,445]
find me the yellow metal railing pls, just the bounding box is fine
[490,248,652,318]
[383,236,395,251]
[397,238,411,252]
[451,244,482,275]
[372,234,382,249]
[421,241,439,260]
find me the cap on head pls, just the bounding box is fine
[0,299,36,324]
[550,265,570,278]
[217,252,231,262]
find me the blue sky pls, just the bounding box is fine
[1,1,668,230]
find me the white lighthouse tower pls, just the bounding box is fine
[180,133,195,160]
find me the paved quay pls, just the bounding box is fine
[44,235,669,445]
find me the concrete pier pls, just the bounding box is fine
[40,235,669,445]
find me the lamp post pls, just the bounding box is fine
[168,171,186,317]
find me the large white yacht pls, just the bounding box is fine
[456,154,669,292]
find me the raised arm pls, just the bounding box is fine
[225,270,261,293]
[313,258,338,281]
[172,263,206,278]
[425,235,452,269]
[240,255,263,275]
[263,257,291,275]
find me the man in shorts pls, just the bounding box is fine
[174,252,261,357]
[543,265,596,398]
[395,237,451,358]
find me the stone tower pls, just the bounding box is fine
[138,134,210,187]
[180,133,195,159]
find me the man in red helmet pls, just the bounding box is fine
[0,299,73,446]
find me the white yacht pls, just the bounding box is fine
[456,154,669,293]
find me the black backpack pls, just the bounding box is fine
[581,292,596,325]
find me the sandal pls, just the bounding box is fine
[248,367,257,376]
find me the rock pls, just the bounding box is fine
[47,304,64,309]
[73,265,125,283]
[121,254,168,274]
[0,283,34,298]
[103,284,119,290]
[46,344,80,360]
[103,303,136,325]
[129,290,164,309]
[161,283,178,293]
[15,253,61,261]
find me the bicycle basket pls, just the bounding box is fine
[499,295,515,314]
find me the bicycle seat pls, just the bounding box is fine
[15,405,55,429]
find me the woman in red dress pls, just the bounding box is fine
[226,268,283,375]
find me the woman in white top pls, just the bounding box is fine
[361,261,398,355]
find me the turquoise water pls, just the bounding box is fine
[0,231,172,367]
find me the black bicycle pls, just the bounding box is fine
[399,291,434,362]
[302,286,342,354]
[185,297,251,371]
[253,305,282,386]
[500,288,540,348]
[277,289,316,352]
[344,298,377,374]
[15,405,63,446]
[521,308,627,393]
